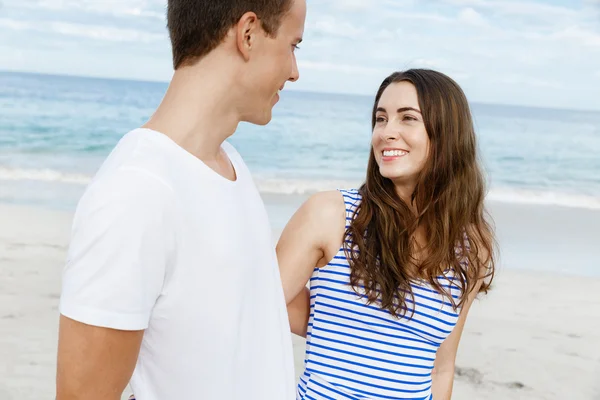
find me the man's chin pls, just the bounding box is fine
[245,110,273,126]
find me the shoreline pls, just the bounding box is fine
[2,169,600,213]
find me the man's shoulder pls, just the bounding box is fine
[76,165,175,224]
[91,128,177,195]
[93,165,174,197]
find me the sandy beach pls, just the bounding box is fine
[1,198,599,400]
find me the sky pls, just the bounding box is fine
[0,0,599,110]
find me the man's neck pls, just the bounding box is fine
[142,59,241,164]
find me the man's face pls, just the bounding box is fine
[242,0,306,125]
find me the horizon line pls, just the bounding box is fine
[2,68,599,115]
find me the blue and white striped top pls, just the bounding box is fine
[297,189,463,400]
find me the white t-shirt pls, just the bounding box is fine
[59,128,295,399]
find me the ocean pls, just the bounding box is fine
[1,70,600,211]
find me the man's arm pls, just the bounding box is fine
[56,169,174,399]
[56,316,143,400]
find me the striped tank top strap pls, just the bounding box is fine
[339,189,361,229]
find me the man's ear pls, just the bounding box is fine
[235,11,260,61]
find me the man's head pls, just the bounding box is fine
[167,0,306,125]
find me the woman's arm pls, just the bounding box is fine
[286,287,311,337]
[276,191,346,337]
[432,248,490,399]
[431,289,477,399]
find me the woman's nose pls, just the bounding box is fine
[383,125,400,141]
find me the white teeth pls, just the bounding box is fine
[383,150,407,157]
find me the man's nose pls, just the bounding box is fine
[288,55,299,82]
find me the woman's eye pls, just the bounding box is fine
[376,116,387,123]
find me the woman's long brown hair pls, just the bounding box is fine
[344,69,496,317]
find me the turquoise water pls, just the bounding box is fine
[1,71,600,210]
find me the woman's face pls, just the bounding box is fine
[371,81,430,192]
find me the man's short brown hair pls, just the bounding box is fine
[167,0,294,69]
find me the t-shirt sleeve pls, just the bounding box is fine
[59,168,175,331]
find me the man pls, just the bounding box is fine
[56,0,306,398]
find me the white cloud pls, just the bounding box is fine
[373,29,394,40]
[552,26,600,48]
[0,17,165,43]
[114,7,164,19]
[12,0,166,19]
[410,58,443,68]
[458,7,489,27]
[50,22,165,42]
[309,16,365,39]
[443,0,582,30]
[499,74,563,89]
[298,60,390,75]
[330,0,371,11]
[0,18,31,31]
[329,0,416,11]
[384,11,453,24]
[522,26,600,48]
[445,0,577,18]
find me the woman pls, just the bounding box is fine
[277,69,496,400]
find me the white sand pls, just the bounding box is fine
[1,201,599,399]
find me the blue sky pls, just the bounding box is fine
[0,0,599,110]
